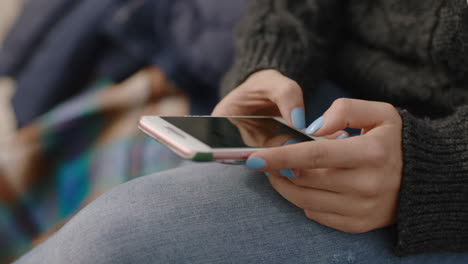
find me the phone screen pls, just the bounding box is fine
[161,117,313,148]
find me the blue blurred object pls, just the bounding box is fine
[10,0,118,128]
[0,0,246,126]
[0,0,80,77]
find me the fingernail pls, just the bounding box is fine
[246,157,266,170]
[306,116,324,135]
[337,133,349,140]
[280,169,296,178]
[264,172,270,176]
[284,139,300,146]
[291,108,306,129]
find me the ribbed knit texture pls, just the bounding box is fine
[398,106,468,255]
[221,0,468,256]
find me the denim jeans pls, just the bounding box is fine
[15,163,468,263]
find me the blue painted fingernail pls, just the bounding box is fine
[337,133,349,140]
[306,116,324,135]
[280,169,296,178]
[291,108,306,129]
[246,157,266,170]
[284,139,300,146]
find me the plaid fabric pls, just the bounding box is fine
[0,68,189,263]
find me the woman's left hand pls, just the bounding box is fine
[246,99,403,233]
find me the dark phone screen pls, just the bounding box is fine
[161,117,313,148]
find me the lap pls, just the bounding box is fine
[15,163,468,263]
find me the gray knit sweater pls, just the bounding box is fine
[221,0,468,256]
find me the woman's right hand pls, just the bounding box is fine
[212,70,306,129]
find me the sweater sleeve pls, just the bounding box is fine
[396,105,468,256]
[220,0,343,97]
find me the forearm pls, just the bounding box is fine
[220,0,343,97]
[396,105,468,255]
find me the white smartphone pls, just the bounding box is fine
[138,116,318,162]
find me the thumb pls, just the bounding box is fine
[265,78,306,129]
[306,98,396,136]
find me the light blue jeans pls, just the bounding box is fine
[15,163,468,263]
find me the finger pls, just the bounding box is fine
[323,130,349,140]
[264,78,306,129]
[308,98,397,137]
[304,210,369,234]
[291,168,352,193]
[247,136,373,170]
[268,174,356,216]
[290,168,375,196]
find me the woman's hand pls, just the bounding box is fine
[212,70,306,129]
[246,99,403,233]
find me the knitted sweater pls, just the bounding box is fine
[221,0,468,256]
